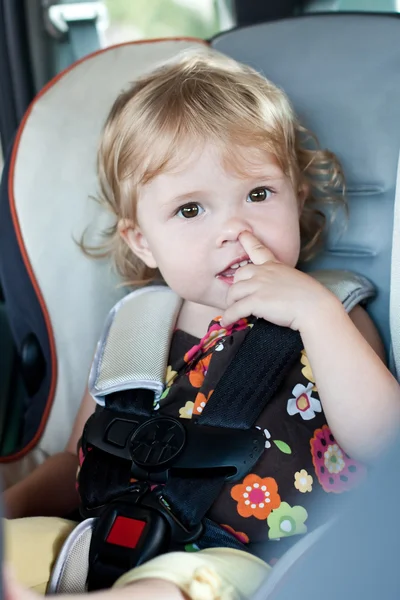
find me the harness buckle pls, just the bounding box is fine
[142,488,203,546]
[87,486,202,590]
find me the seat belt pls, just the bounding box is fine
[390,150,400,380]
[43,1,107,74]
[80,317,303,590]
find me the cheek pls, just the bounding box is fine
[149,230,206,279]
[257,212,301,267]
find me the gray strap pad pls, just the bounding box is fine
[311,269,375,313]
[89,286,182,406]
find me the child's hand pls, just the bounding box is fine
[221,231,337,330]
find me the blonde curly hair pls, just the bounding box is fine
[84,49,346,286]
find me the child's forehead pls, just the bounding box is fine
[143,140,284,185]
[222,144,283,178]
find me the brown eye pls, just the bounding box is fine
[247,187,272,203]
[178,203,203,219]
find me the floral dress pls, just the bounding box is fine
[156,316,366,563]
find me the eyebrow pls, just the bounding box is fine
[246,172,284,181]
[161,190,205,207]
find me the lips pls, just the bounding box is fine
[217,256,252,279]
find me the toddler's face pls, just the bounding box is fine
[125,142,302,313]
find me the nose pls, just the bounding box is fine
[216,216,253,247]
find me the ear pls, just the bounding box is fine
[118,219,158,269]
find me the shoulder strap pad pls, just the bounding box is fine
[310,269,375,313]
[89,286,182,406]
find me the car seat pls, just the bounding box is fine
[0,15,399,586]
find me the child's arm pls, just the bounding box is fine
[3,386,95,519]
[298,296,400,460]
[222,231,400,462]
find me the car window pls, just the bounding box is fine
[304,0,399,13]
[102,0,235,46]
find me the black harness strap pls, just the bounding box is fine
[162,320,303,530]
[198,320,304,428]
[105,388,154,416]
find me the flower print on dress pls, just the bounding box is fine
[311,425,366,493]
[267,502,308,539]
[165,365,178,387]
[294,469,313,493]
[179,401,194,419]
[184,543,200,552]
[188,354,212,388]
[300,350,317,391]
[231,474,280,520]
[255,426,271,448]
[78,445,84,466]
[76,445,88,489]
[220,524,250,545]
[287,382,322,420]
[256,426,292,454]
[193,390,213,415]
[159,385,170,402]
[184,317,251,364]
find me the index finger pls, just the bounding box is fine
[239,231,278,265]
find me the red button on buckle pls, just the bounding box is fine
[106,516,146,549]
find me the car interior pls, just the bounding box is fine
[0,1,399,597]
